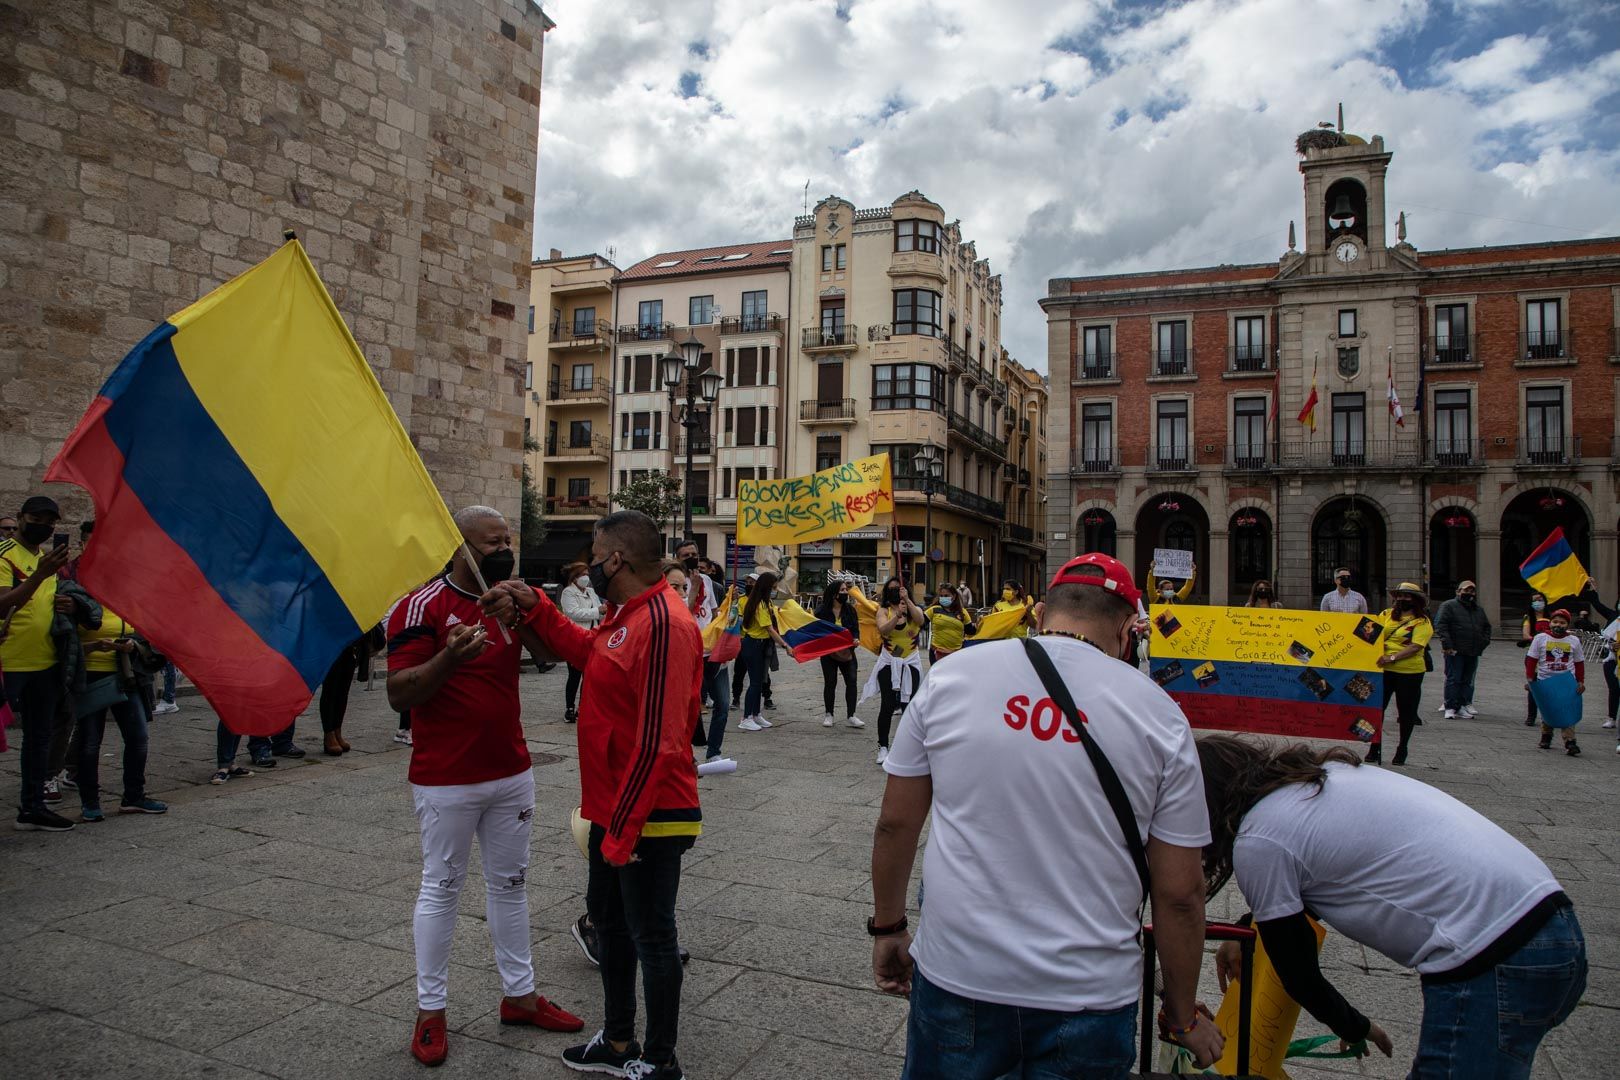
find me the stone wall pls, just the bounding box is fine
[0,0,549,524]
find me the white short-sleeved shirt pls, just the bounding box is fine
[1320,589,1369,614]
[1236,763,1560,974]
[1527,632,1585,680]
[884,636,1210,1012]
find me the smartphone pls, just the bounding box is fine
[53,532,69,550]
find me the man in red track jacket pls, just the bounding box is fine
[483,510,701,1080]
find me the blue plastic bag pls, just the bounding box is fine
[1530,673,1582,729]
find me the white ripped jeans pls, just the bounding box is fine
[412,769,536,1010]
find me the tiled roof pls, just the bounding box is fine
[1417,235,1620,268]
[617,239,793,282]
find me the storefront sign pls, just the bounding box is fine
[798,539,835,556]
[896,540,923,554]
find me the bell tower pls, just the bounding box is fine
[1295,108,1394,275]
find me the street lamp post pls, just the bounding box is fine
[662,331,724,545]
[913,446,944,591]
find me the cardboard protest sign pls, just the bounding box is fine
[1150,605,1384,742]
[1153,547,1194,579]
[736,453,893,545]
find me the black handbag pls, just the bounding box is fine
[1019,638,1151,915]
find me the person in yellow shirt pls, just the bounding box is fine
[862,577,924,764]
[735,572,788,733]
[74,608,168,822]
[1367,582,1434,766]
[0,495,77,832]
[989,580,1037,638]
[925,586,976,662]
[1147,560,1197,604]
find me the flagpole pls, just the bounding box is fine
[461,543,513,644]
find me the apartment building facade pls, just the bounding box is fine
[1042,125,1620,623]
[610,241,793,560]
[787,192,1044,596]
[524,251,618,577]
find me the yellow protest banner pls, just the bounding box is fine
[735,453,894,546]
[1148,605,1386,742]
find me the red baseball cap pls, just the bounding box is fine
[1549,608,1572,621]
[1049,553,1142,608]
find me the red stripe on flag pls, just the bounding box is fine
[790,628,856,663]
[46,406,314,735]
[1169,691,1382,742]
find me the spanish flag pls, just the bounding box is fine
[46,240,463,735]
[1298,357,1320,433]
[1519,527,1588,604]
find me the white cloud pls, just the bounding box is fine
[535,0,1620,370]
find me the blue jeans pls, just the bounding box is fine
[1442,652,1480,710]
[738,636,769,718]
[161,662,177,704]
[1410,905,1586,1079]
[5,666,62,814]
[214,721,295,767]
[76,674,149,810]
[902,967,1136,1080]
[248,721,296,760]
[703,661,730,759]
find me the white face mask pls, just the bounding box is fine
[575,576,590,590]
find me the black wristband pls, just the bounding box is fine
[867,915,908,937]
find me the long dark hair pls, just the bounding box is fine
[1196,735,1362,897]
[880,575,904,608]
[819,579,848,616]
[1246,580,1276,607]
[742,572,777,629]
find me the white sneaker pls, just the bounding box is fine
[875,746,888,765]
[737,718,762,732]
[756,716,773,728]
[822,714,835,727]
[1604,719,1616,730]
[1460,705,1478,718]
[393,730,413,745]
[152,701,179,715]
[1443,709,1457,720]
[846,715,866,728]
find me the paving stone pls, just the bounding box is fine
[53,895,250,951]
[102,971,316,1052]
[0,1010,268,1079]
[0,930,197,1015]
[694,969,908,1050]
[199,877,409,940]
[162,919,414,1004]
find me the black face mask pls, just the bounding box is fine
[1256,589,1270,598]
[480,548,514,584]
[1336,578,1350,588]
[884,588,901,606]
[1460,594,1476,605]
[1394,600,1411,614]
[20,521,53,547]
[588,555,620,597]
[682,556,699,571]
[1549,626,1568,638]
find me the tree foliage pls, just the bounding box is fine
[611,471,684,526]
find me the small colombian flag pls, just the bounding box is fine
[1518,527,1588,604]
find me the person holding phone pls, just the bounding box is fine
[0,496,80,832]
[74,609,167,821]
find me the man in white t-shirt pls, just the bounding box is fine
[869,553,1221,1079]
[1320,567,1369,614]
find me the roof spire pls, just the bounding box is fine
[1287,220,1296,251]
[1337,102,1344,132]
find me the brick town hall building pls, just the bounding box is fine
[1041,123,1620,627]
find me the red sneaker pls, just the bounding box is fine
[411,1014,447,1067]
[499,995,584,1032]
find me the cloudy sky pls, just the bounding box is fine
[533,0,1620,370]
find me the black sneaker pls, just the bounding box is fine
[565,708,577,724]
[274,745,306,759]
[571,914,600,967]
[1538,734,1552,750]
[678,947,690,966]
[562,1029,640,1075]
[1363,746,1381,764]
[15,808,75,832]
[762,698,776,711]
[624,1055,685,1079]
[1566,740,1581,757]
[1391,747,1408,766]
[252,755,277,769]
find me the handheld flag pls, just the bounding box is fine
[45,240,462,735]
[1297,356,1319,433]
[1386,351,1404,428]
[775,599,856,662]
[700,586,737,653]
[846,585,883,654]
[1519,527,1588,604]
[963,602,1032,645]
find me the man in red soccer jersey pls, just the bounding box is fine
[387,505,582,1067]
[481,509,703,1080]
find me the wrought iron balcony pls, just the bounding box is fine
[1519,330,1571,362]
[1277,439,1423,470]
[1019,467,1031,485]
[1225,445,1273,471]
[1069,450,1118,476]
[548,433,611,459]
[1515,436,1581,467]
[1425,438,1488,467]
[550,323,609,347]
[1152,348,1194,377]
[943,482,1004,518]
[1074,353,1115,380]
[1147,448,1195,473]
[617,322,674,344]
[1427,333,1478,366]
[1002,462,1017,480]
[544,495,608,516]
[798,398,856,423]
[947,411,1008,458]
[801,324,859,350]
[720,314,783,335]
[547,376,607,401]
[1227,346,1270,372]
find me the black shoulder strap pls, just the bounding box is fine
[1021,637,1151,909]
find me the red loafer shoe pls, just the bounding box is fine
[499,995,584,1032]
[411,1014,448,1066]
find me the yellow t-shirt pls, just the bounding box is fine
[741,601,777,640]
[926,607,969,653]
[1378,609,1433,675]
[0,539,59,672]
[991,598,1032,638]
[881,607,920,657]
[78,608,133,674]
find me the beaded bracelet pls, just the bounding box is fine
[1158,1008,1201,1039]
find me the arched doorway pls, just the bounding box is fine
[1501,488,1589,611]
[1135,492,1209,599]
[1428,507,1477,600]
[1230,507,1273,601]
[1311,496,1387,603]
[1079,508,1117,556]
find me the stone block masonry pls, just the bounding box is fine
[0,0,551,526]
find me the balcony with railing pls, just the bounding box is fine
[617,322,674,344]
[545,433,611,461]
[944,482,1004,519]
[1002,462,1017,480]
[946,341,972,376]
[720,314,784,336]
[1518,330,1573,363]
[1425,438,1489,468]
[1069,449,1119,476]
[1225,445,1273,471]
[1075,353,1116,381]
[798,398,857,423]
[1227,345,1271,373]
[545,494,609,517]
[549,323,611,349]
[546,376,609,403]
[1019,467,1031,485]
[1001,522,1036,544]
[1147,446,1196,473]
[801,324,860,351]
[1427,333,1479,366]
[1151,348,1194,378]
[1277,439,1423,470]
[947,410,1007,458]
[1515,436,1581,467]
[673,432,712,458]
[988,373,1008,400]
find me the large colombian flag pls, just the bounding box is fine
[1519,527,1588,604]
[46,240,463,735]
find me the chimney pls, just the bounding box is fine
[549,248,562,260]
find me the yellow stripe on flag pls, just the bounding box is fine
[701,587,737,651]
[847,586,883,654]
[970,603,1030,642]
[167,242,461,626]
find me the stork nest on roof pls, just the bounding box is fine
[1296,129,1347,154]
